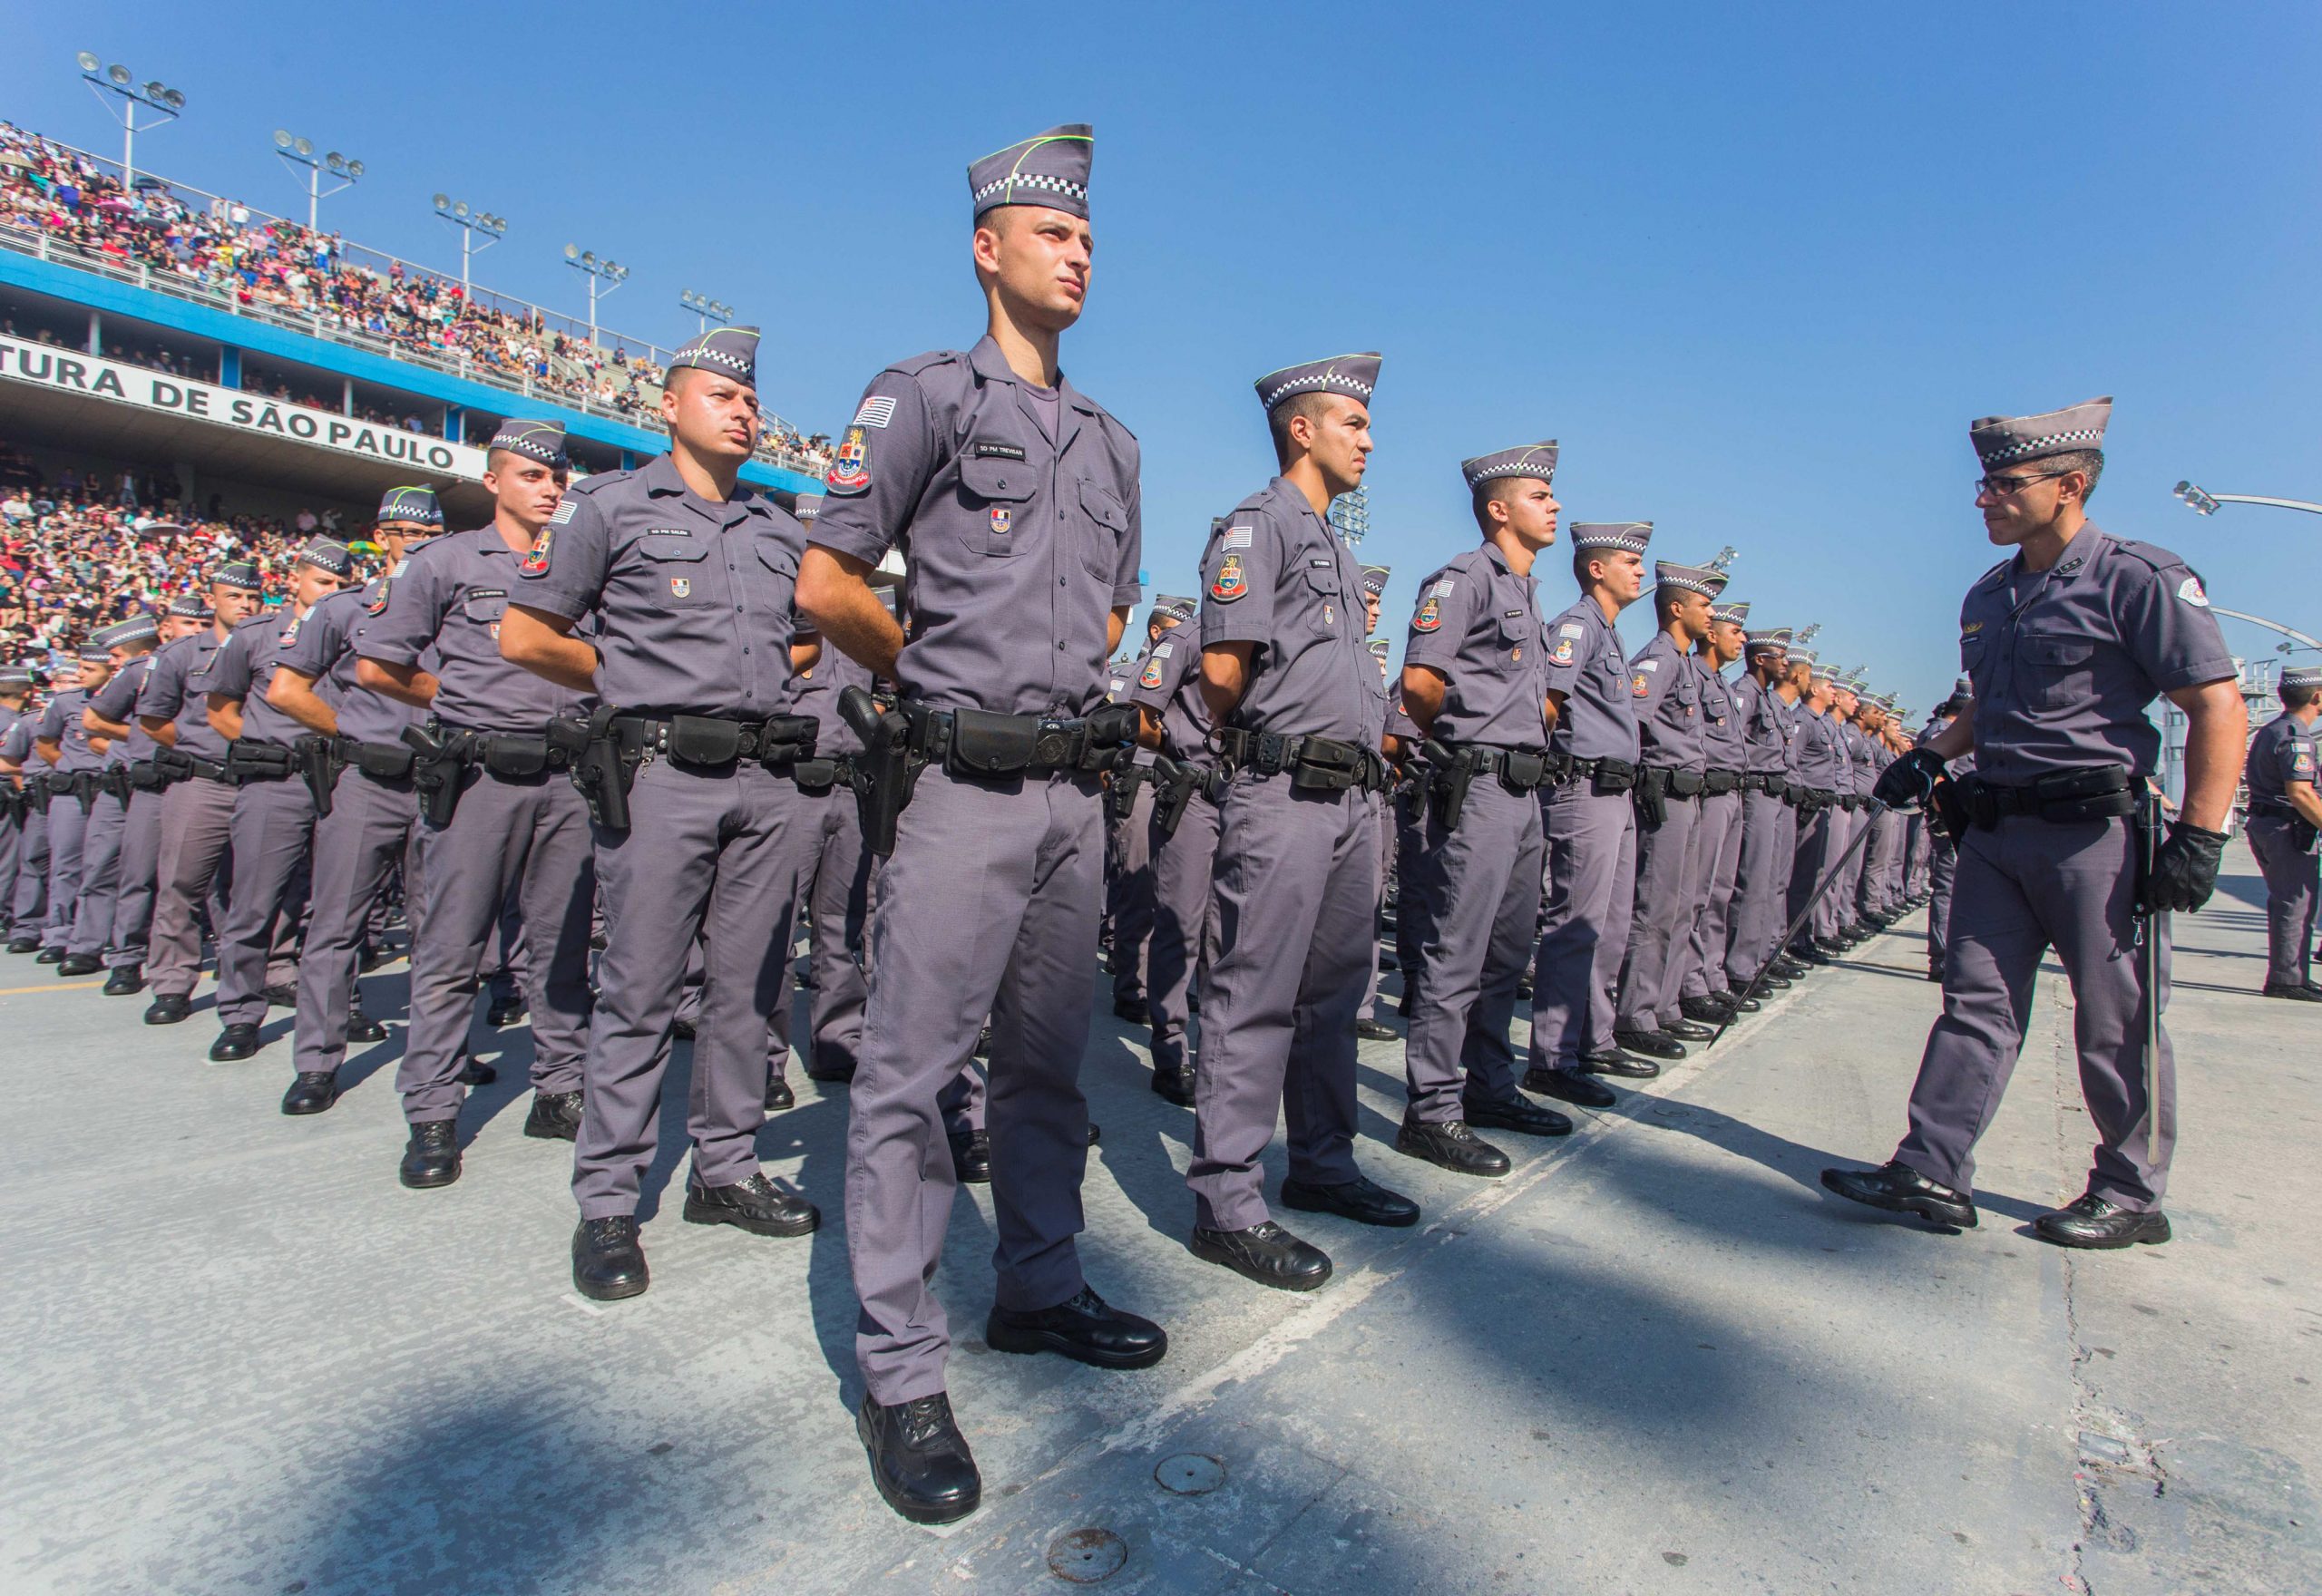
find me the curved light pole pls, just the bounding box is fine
[76,53,185,188]
[2210,606,2322,653]
[2174,481,2322,518]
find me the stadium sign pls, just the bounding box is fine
[0,331,486,478]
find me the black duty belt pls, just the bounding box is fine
[1742,772,1788,796]
[1643,764,1704,799]
[1547,754,1639,791]
[1215,727,1389,793]
[1703,768,1743,795]
[908,703,1127,779]
[435,723,577,780]
[334,736,418,780]
[155,748,229,783]
[1958,766,2136,829]
[222,740,296,785]
[1442,743,1554,792]
[611,711,818,772]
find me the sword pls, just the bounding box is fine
[1706,800,1884,1049]
[2137,787,2171,1143]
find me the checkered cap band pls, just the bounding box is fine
[793,492,824,525]
[214,562,263,592]
[167,595,212,619]
[1360,565,1390,597]
[0,664,32,685]
[1654,561,1728,598]
[668,326,760,386]
[489,420,570,465]
[1744,628,1791,649]
[1969,395,2112,468]
[2281,666,2322,689]
[1568,521,1653,552]
[1788,648,1817,667]
[77,644,110,663]
[96,615,158,647]
[1710,601,1751,625]
[1155,592,1199,621]
[969,125,1094,219]
[377,485,443,527]
[1459,442,1558,491]
[298,539,354,577]
[1255,352,1382,414]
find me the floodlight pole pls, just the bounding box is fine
[2174,481,2322,519]
[77,60,183,190]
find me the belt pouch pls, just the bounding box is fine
[669,715,744,765]
[946,709,1037,778]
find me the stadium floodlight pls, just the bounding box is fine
[273,128,361,230]
[77,51,186,187]
[565,245,629,345]
[2174,478,2321,519]
[435,192,507,289]
[1707,544,1740,572]
[681,289,735,333]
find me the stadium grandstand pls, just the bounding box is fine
[0,114,839,671]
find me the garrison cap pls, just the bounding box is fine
[1154,592,1198,623]
[1654,560,1728,598]
[1710,600,1751,626]
[1459,441,1557,491]
[1788,647,1819,669]
[376,485,443,528]
[1955,673,1974,698]
[96,615,158,648]
[76,641,110,665]
[1360,565,1391,598]
[2280,665,2322,691]
[970,124,1094,221]
[1368,638,1391,662]
[488,419,571,467]
[667,326,759,389]
[0,663,32,687]
[1255,352,1382,415]
[1970,396,2112,470]
[1569,521,1653,553]
[297,539,354,578]
[213,560,264,592]
[166,593,212,620]
[1743,627,1792,654]
[793,492,823,525]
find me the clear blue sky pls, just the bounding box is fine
[12,2,2321,710]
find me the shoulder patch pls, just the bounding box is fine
[1221,526,1254,550]
[853,395,899,429]
[521,528,553,576]
[548,499,578,526]
[2176,574,2210,608]
[826,426,872,495]
[1138,650,1166,689]
[1210,552,1248,603]
[1558,623,1585,637]
[1413,594,1443,632]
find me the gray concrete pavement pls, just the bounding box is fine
[0,842,2314,1594]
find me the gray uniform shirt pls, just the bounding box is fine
[1699,657,1746,774]
[90,656,158,761]
[1630,631,1704,771]
[2247,713,2317,814]
[1957,526,2234,784]
[364,528,592,734]
[139,629,232,764]
[277,582,420,745]
[37,689,103,771]
[808,336,1142,718]
[517,455,805,720]
[1401,542,1546,748]
[1198,477,1375,743]
[1792,703,1848,792]
[1127,630,1212,760]
[205,610,314,746]
[1732,673,1786,776]
[1539,594,1640,764]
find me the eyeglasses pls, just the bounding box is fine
[1974,469,2066,498]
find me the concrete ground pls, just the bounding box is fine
[1,842,2314,1594]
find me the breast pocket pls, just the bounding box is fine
[459,591,508,627]
[1498,613,1530,659]
[1075,476,1128,582]
[639,537,714,608]
[958,454,1036,558]
[2019,632,2095,709]
[1302,560,1343,636]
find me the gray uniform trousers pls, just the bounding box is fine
[213,778,315,1027]
[67,788,128,958]
[575,759,800,1212]
[1187,773,1374,1231]
[1906,817,1932,896]
[1858,810,1903,918]
[1145,786,1221,1078]
[1355,793,1396,1024]
[1835,807,1873,925]
[1393,789,1429,1007]
[0,813,19,931]
[802,789,871,1080]
[101,787,163,968]
[402,768,593,1124]
[10,804,46,929]
[1679,790,1743,1000]
[1790,806,1847,945]
[1897,814,2174,1209]
[40,790,90,949]
[294,767,418,1077]
[1403,776,1544,1122]
[1616,793,1701,1031]
[1104,776,1157,1006]
[2247,814,2317,989]
[848,839,988,1139]
[1926,832,1959,968]
[846,766,1103,1404]
[1530,782,1635,1069]
[146,775,235,997]
[1725,788,1791,988]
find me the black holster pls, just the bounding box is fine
[1928,777,1968,843]
[1153,755,1204,841]
[1422,738,1474,831]
[294,735,342,819]
[401,724,468,828]
[1634,765,1670,830]
[840,686,925,858]
[1108,760,1153,823]
[551,706,639,832]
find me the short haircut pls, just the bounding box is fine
[1268,391,1334,469]
[2048,448,2104,503]
[2284,684,2322,712]
[1654,589,1685,623]
[1470,478,1521,535]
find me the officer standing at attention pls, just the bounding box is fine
[266,486,445,1114]
[1103,599,1183,1026]
[85,602,203,998]
[1675,598,1754,1024]
[136,565,262,1023]
[31,649,109,964]
[1394,443,1572,1177]
[1783,656,1849,963]
[0,664,32,939]
[1351,569,1401,1044]
[1128,591,1214,1107]
[1723,626,1795,994]
[1829,397,2244,1248]
[66,615,162,983]
[1187,350,1420,1296]
[792,126,1162,1526]
[2244,665,2322,1000]
[202,540,353,1061]
[1614,559,1726,1060]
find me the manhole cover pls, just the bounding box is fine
[1047,1528,1127,1583]
[1154,1454,1225,1495]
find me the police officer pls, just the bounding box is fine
[1127,592,1213,1106]
[1187,349,1419,1299]
[366,423,595,1187]
[1829,396,2244,1248]
[137,567,262,1023]
[86,600,208,997]
[1529,523,1654,1095]
[34,647,113,964]
[1395,443,1571,1176]
[2246,664,2322,1000]
[1676,598,1754,1023]
[1723,626,1796,994]
[201,540,352,1061]
[267,486,446,1114]
[1103,600,1183,1025]
[1353,572,1402,1044]
[792,126,1163,1526]
[1615,560,1727,1059]
[0,664,33,940]
[1784,655,1850,962]
[64,617,161,979]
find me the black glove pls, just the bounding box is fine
[2142,819,2228,913]
[1871,747,1946,812]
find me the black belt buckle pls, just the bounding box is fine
[1031,720,1081,771]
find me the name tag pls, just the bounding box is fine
[644,527,693,538]
[973,442,1028,461]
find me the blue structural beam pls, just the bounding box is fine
[0,249,820,496]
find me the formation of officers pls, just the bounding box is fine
[0,126,2270,1528]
